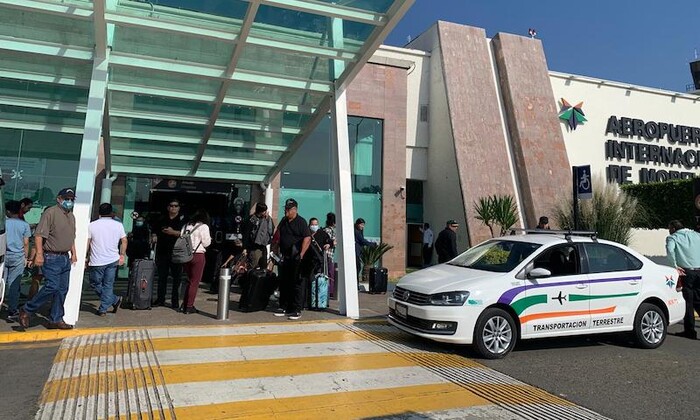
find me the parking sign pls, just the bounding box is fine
[576,165,592,200]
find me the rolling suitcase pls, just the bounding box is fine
[128,259,155,310]
[239,268,272,312]
[310,257,330,310]
[369,267,388,294]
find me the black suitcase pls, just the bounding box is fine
[239,268,273,312]
[128,259,155,310]
[369,267,388,294]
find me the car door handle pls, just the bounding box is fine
[576,284,588,289]
[629,280,640,285]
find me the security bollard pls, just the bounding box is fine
[217,267,232,320]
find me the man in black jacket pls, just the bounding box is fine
[435,220,459,263]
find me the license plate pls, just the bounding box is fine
[395,303,407,318]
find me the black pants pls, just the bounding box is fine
[681,269,700,337]
[423,244,433,266]
[156,255,183,307]
[279,258,304,314]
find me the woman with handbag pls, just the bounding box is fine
[181,209,212,314]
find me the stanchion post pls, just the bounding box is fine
[217,267,231,320]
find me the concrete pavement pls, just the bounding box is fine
[35,320,607,420]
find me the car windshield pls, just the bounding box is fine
[448,239,541,272]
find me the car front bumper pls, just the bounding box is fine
[387,296,478,345]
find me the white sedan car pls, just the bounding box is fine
[388,232,684,359]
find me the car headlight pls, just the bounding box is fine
[429,291,470,306]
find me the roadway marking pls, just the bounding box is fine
[37,321,610,420]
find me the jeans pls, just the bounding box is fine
[24,253,70,323]
[89,261,120,314]
[183,253,206,309]
[3,253,25,314]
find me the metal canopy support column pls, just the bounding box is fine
[331,85,358,318]
[64,0,111,326]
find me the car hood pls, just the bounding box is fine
[397,264,501,294]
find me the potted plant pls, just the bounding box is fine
[359,242,394,282]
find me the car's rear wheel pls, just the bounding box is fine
[473,308,517,359]
[633,303,667,349]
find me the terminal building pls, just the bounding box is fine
[1,1,699,324]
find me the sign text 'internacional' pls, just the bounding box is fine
[604,116,700,184]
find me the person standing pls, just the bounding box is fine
[3,201,31,320]
[127,213,150,271]
[666,220,700,340]
[435,220,459,263]
[421,223,434,266]
[536,216,550,230]
[243,203,274,269]
[272,198,311,320]
[354,218,375,281]
[152,199,186,308]
[19,188,77,330]
[323,212,337,257]
[182,209,212,314]
[87,203,127,316]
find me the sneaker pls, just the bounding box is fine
[273,308,287,317]
[288,312,301,320]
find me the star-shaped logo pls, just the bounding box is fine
[665,275,675,289]
[559,98,587,130]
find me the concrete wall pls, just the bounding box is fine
[440,23,518,245]
[550,71,700,257]
[492,33,571,229]
[372,46,431,181]
[346,63,408,278]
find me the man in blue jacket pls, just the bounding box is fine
[666,220,700,340]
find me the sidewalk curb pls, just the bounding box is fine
[0,317,388,344]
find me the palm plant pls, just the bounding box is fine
[360,242,394,282]
[552,177,646,245]
[474,194,519,237]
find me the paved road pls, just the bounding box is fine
[2,322,698,420]
[479,323,699,420]
[0,341,59,420]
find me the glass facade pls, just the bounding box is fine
[280,115,383,240]
[0,128,82,225]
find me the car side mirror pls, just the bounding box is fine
[527,267,551,279]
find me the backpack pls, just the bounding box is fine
[172,223,202,264]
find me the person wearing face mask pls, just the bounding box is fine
[127,213,151,272]
[19,188,78,330]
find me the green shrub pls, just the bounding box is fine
[474,194,519,237]
[553,177,643,245]
[621,179,695,229]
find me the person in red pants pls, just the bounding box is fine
[182,209,212,314]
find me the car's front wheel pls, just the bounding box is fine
[473,308,517,359]
[633,303,667,349]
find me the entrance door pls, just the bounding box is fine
[406,223,423,268]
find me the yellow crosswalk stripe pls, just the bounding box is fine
[53,330,363,363]
[169,383,491,420]
[42,351,485,403]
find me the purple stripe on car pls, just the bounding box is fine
[497,276,643,305]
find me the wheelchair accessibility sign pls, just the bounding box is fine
[576,165,592,200]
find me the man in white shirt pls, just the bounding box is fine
[87,203,127,316]
[421,222,434,266]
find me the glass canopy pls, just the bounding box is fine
[0,0,413,182]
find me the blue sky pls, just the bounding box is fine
[385,0,699,92]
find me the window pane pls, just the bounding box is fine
[0,128,81,220]
[533,245,580,276]
[584,243,639,273]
